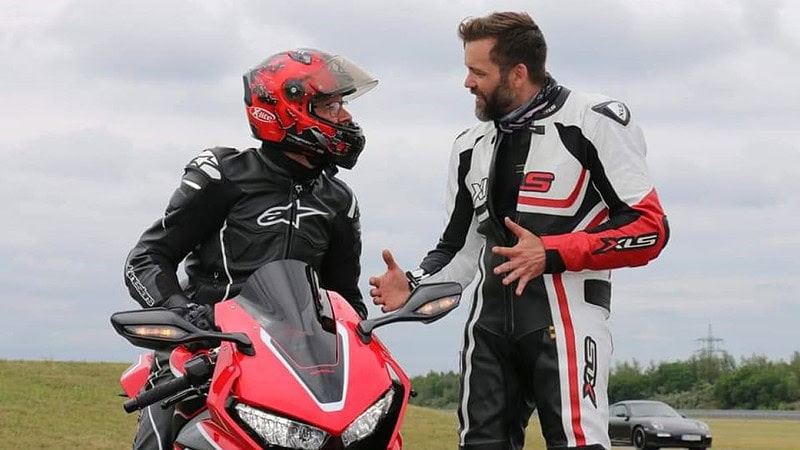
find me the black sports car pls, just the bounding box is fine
[608,400,712,449]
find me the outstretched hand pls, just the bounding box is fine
[492,217,546,296]
[368,249,411,313]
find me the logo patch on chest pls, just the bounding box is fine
[471,177,488,202]
[257,200,328,229]
[520,171,555,193]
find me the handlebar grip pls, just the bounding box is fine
[123,376,191,413]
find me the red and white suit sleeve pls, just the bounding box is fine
[541,109,669,272]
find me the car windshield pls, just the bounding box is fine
[629,402,681,418]
[234,260,345,405]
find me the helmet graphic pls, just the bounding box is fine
[243,48,378,169]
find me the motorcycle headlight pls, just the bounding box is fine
[341,388,395,446]
[234,403,329,450]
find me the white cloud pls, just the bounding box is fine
[1,0,798,374]
[47,0,243,82]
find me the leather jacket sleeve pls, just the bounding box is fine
[417,131,483,288]
[541,104,669,272]
[124,151,239,308]
[319,193,367,319]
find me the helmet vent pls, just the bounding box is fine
[283,79,305,101]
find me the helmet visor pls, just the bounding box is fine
[305,52,378,101]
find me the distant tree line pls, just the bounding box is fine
[408,370,461,410]
[409,352,800,410]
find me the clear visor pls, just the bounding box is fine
[305,53,378,101]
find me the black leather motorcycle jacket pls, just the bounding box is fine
[124,144,367,318]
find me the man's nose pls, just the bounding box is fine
[464,74,476,89]
[337,107,353,124]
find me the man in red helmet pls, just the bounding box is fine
[123,48,377,449]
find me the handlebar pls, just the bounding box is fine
[123,376,191,413]
[123,353,214,413]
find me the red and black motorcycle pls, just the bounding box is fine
[112,259,461,449]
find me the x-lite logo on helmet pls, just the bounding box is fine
[257,200,328,229]
[249,107,277,123]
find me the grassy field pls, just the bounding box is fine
[0,360,797,449]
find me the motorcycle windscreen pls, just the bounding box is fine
[235,260,346,406]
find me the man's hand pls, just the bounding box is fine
[368,249,411,313]
[162,294,214,331]
[492,217,546,296]
[162,294,192,315]
[184,303,215,331]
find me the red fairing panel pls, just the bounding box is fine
[120,352,154,399]
[541,189,668,271]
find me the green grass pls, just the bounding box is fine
[0,360,797,449]
[0,360,136,449]
[401,409,800,450]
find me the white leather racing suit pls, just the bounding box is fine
[416,81,669,450]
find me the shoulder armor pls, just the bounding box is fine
[591,100,631,126]
[185,147,238,182]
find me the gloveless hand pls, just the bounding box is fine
[368,249,411,313]
[492,217,546,296]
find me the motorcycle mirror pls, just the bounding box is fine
[357,282,461,344]
[110,308,255,356]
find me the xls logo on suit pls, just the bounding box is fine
[471,178,488,202]
[583,336,598,408]
[520,171,555,192]
[594,233,659,254]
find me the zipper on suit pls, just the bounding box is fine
[283,182,302,258]
[486,132,511,246]
[513,127,535,227]
[485,131,514,335]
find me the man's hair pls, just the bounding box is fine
[458,11,547,84]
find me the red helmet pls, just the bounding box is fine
[243,49,378,169]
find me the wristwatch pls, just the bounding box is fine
[405,268,429,290]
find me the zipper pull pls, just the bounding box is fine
[292,183,304,200]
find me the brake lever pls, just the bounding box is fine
[160,382,210,409]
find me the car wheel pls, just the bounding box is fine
[632,427,657,450]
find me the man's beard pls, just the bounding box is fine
[473,74,515,122]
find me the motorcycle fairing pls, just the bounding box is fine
[120,352,153,398]
[259,322,349,411]
[234,260,346,406]
[176,410,249,450]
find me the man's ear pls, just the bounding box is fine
[511,63,529,87]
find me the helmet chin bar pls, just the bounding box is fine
[281,133,332,168]
[280,127,364,170]
[334,131,364,169]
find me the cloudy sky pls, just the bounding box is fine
[1,0,798,376]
